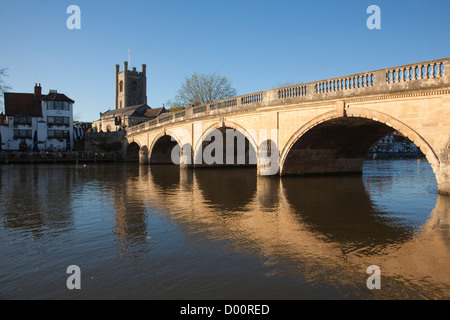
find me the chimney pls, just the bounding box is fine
[34,83,42,100]
[124,61,128,71]
[142,64,146,75]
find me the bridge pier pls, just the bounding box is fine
[257,155,280,175]
[437,152,450,195]
[257,139,279,176]
[139,147,149,165]
[139,154,148,165]
[179,154,192,170]
[257,163,277,176]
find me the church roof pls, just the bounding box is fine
[101,104,150,117]
[101,105,167,119]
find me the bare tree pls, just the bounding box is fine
[272,80,303,89]
[0,68,11,113]
[166,72,237,110]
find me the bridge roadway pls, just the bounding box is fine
[125,57,450,194]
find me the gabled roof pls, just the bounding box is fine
[144,107,166,118]
[42,92,74,103]
[101,104,150,118]
[4,93,43,117]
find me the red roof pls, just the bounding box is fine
[144,107,166,118]
[4,93,43,117]
[42,92,74,103]
[4,87,74,117]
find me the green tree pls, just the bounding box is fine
[0,68,11,113]
[166,72,237,110]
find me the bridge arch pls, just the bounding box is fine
[149,131,192,165]
[280,108,440,177]
[125,141,141,162]
[193,120,258,167]
[345,107,439,168]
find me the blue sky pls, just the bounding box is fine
[1,0,449,121]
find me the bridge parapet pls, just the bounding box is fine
[126,57,450,136]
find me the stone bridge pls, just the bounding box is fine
[124,57,450,194]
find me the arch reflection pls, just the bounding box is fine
[142,163,449,298]
[281,175,416,253]
[194,168,257,213]
[149,164,181,194]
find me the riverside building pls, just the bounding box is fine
[0,84,74,151]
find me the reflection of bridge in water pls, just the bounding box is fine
[1,164,448,298]
[114,164,450,299]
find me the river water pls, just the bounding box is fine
[0,159,449,300]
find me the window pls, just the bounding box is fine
[131,80,138,91]
[47,116,70,126]
[55,117,63,125]
[14,115,32,126]
[14,129,32,139]
[120,81,123,92]
[48,130,68,141]
[47,101,69,110]
[54,101,62,110]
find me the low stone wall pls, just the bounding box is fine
[367,151,425,160]
[83,131,125,153]
[0,151,119,164]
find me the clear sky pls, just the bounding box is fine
[1,0,449,122]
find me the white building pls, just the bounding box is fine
[0,84,74,151]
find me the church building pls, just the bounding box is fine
[92,62,166,132]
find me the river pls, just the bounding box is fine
[0,159,449,300]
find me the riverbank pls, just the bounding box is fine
[1,151,425,165]
[367,151,425,160]
[0,151,120,164]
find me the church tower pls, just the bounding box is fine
[115,62,147,110]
